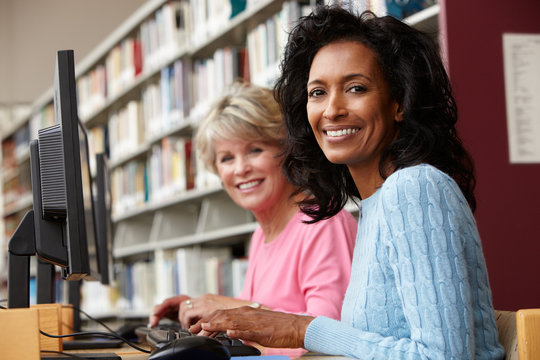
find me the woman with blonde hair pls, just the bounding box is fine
[149,81,357,331]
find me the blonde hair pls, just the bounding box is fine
[195,81,284,173]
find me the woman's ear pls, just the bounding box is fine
[394,101,404,123]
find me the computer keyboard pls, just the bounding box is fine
[140,323,261,357]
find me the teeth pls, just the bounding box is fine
[238,180,262,190]
[326,128,359,137]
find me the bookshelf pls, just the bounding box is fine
[0,0,440,316]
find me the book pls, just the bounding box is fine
[176,246,232,297]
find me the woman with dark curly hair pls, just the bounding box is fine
[191,6,504,359]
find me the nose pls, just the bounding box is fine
[323,92,348,121]
[233,156,251,176]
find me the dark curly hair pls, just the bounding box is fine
[275,5,476,222]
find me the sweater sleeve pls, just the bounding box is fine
[305,166,503,359]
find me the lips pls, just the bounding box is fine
[237,179,263,190]
[324,128,360,137]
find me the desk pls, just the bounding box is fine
[66,346,353,360]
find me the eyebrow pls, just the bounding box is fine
[307,73,372,87]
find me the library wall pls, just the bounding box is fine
[0,0,146,104]
[0,2,11,103]
[441,0,540,310]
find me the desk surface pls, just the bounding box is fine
[67,346,352,360]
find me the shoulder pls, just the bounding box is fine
[378,164,473,232]
[384,164,455,189]
[297,209,358,231]
[380,164,463,206]
[289,210,357,250]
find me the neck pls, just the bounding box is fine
[253,191,303,243]
[348,159,392,200]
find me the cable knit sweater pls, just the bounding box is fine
[304,164,504,359]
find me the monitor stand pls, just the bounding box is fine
[8,210,35,308]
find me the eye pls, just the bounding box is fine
[250,147,263,154]
[349,85,367,93]
[218,155,233,163]
[308,88,325,98]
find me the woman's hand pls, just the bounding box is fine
[148,295,191,327]
[190,306,314,349]
[178,294,254,329]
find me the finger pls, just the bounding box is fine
[153,302,178,320]
[148,313,160,327]
[179,301,201,328]
[148,304,173,327]
[185,311,202,329]
[200,321,229,334]
[197,328,215,337]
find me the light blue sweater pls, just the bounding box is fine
[305,164,504,359]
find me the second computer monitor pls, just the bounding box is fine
[94,153,114,285]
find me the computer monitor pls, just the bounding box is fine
[7,50,100,308]
[68,152,115,333]
[94,153,114,285]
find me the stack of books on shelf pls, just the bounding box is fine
[190,46,248,122]
[77,0,190,121]
[108,100,145,163]
[141,1,191,70]
[111,159,148,217]
[83,247,249,316]
[326,0,437,19]
[148,136,193,203]
[189,0,246,47]
[143,59,191,139]
[247,0,307,87]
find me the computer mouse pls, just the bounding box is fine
[148,336,231,360]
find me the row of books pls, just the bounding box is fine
[109,136,199,217]
[190,46,249,122]
[87,58,191,166]
[247,0,308,87]
[75,0,313,124]
[147,136,195,203]
[111,158,148,217]
[77,1,188,119]
[81,247,249,316]
[144,60,190,138]
[189,0,246,47]
[326,0,436,19]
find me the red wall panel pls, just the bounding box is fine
[440,0,540,310]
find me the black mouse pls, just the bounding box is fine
[148,336,231,360]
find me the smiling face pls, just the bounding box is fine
[306,40,402,194]
[214,138,294,215]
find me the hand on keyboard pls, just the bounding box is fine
[144,323,261,356]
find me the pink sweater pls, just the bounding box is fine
[237,209,357,320]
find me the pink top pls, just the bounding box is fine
[237,209,357,320]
